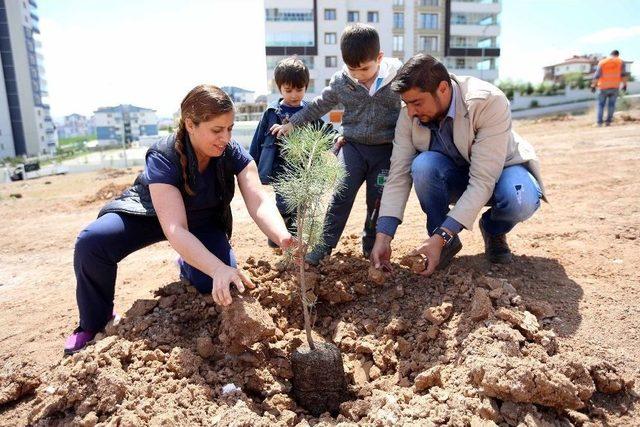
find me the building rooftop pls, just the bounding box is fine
[94,104,156,114]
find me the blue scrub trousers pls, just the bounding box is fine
[74,212,235,332]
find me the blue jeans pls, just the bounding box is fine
[597,88,618,125]
[411,151,542,236]
[74,212,235,332]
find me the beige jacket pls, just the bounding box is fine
[379,75,546,231]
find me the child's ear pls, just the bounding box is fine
[377,52,384,64]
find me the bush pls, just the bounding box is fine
[529,100,539,108]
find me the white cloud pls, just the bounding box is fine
[578,26,640,44]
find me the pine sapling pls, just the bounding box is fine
[273,124,345,349]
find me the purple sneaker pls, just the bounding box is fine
[64,312,120,356]
[64,327,96,355]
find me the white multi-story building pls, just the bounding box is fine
[0,0,57,158]
[264,0,501,103]
[93,105,158,146]
[58,113,91,139]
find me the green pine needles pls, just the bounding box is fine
[273,124,345,349]
[274,125,345,255]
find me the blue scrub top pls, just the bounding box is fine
[144,140,252,228]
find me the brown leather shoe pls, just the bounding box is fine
[479,220,513,264]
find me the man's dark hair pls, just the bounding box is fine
[611,50,620,56]
[274,57,310,89]
[340,24,380,67]
[391,53,451,94]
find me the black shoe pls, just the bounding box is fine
[362,240,374,259]
[479,220,513,264]
[267,238,279,248]
[305,248,331,266]
[437,235,462,270]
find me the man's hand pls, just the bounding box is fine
[270,122,294,138]
[410,235,444,276]
[370,233,393,272]
[211,265,255,306]
[590,86,596,93]
[622,84,627,92]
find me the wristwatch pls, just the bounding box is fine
[433,227,454,247]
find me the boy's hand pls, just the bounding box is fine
[333,136,346,153]
[270,122,293,137]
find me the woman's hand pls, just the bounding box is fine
[211,265,255,306]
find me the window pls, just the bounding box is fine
[456,58,466,69]
[420,0,438,6]
[367,11,379,23]
[452,36,467,47]
[393,35,404,52]
[347,11,359,22]
[393,0,404,6]
[419,13,438,29]
[393,12,404,29]
[419,36,438,51]
[324,32,337,44]
[452,14,467,24]
[308,79,315,93]
[324,9,336,20]
[325,56,337,67]
[325,79,331,87]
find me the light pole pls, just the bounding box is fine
[120,106,129,168]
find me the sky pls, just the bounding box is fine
[38,0,640,119]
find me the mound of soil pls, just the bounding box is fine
[3,238,635,426]
[79,183,129,206]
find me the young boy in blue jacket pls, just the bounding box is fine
[271,24,402,264]
[250,57,329,248]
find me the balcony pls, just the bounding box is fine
[451,1,501,14]
[450,24,499,37]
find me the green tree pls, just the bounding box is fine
[273,125,345,349]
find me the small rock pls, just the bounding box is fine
[426,326,439,340]
[196,336,215,359]
[414,365,443,391]
[369,365,381,380]
[525,300,556,320]
[423,302,453,326]
[126,299,158,318]
[368,266,386,285]
[400,254,426,273]
[469,288,493,321]
[384,317,409,336]
[352,360,372,386]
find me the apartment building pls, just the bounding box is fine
[57,113,92,139]
[93,105,158,146]
[264,0,501,102]
[0,0,57,158]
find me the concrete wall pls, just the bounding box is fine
[510,81,640,111]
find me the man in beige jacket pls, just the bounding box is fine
[371,54,545,275]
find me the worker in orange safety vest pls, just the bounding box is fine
[590,50,628,126]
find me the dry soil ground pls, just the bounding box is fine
[0,109,639,426]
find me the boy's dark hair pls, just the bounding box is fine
[611,50,620,56]
[391,53,451,94]
[274,57,310,89]
[340,24,380,67]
